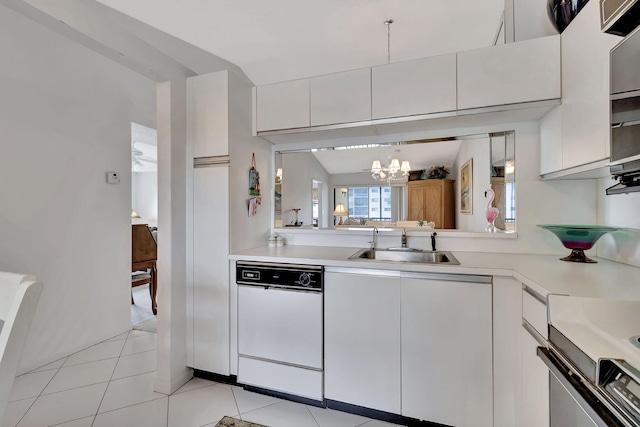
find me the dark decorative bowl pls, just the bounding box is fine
[538,224,620,263]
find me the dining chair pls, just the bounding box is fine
[0,272,43,424]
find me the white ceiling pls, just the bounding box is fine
[95,0,505,86]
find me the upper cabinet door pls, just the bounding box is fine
[310,68,371,126]
[372,54,457,119]
[560,0,620,169]
[256,79,310,132]
[188,71,229,157]
[457,35,561,110]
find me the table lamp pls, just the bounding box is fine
[333,203,348,225]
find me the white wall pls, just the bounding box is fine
[453,137,492,232]
[504,0,558,43]
[228,70,274,252]
[0,4,156,373]
[132,172,158,227]
[281,152,330,227]
[596,178,640,267]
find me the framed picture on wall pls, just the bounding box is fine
[460,158,473,214]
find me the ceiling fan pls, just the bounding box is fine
[131,142,157,171]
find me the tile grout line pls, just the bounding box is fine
[172,382,217,396]
[236,398,283,419]
[304,405,321,427]
[45,356,120,373]
[13,356,68,427]
[166,387,170,427]
[16,330,153,427]
[229,386,242,421]
[49,414,96,427]
[91,329,136,426]
[88,394,167,419]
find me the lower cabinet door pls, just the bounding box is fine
[401,275,493,427]
[521,326,550,427]
[324,269,401,414]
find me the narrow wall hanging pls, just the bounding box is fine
[248,153,262,217]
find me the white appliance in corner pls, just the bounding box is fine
[236,261,323,402]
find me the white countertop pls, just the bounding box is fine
[231,245,640,372]
[229,245,640,301]
[549,295,640,369]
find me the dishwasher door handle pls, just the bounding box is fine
[537,347,628,427]
[237,283,322,293]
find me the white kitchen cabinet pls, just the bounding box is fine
[256,79,310,131]
[521,325,550,427]
[540,0,621,175]
[560,1,619,170]
[192,165,230,374]
[187,71,229,157]
[521,286,549,427]
[371,54,457,119]
[457,35,560,110]
[324,268,401,414]
[310,68,371,126]
[493,277,524,427]
[400,273,493,427]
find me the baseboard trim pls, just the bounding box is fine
[325,399,452,427]
[243,385,324,408]
[193,369,238,386]
[191,370,452,427]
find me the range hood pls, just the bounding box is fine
[606,158,640,194]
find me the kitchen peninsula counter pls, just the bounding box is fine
[229,245,640,301]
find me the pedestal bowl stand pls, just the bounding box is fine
[538,224,620,263]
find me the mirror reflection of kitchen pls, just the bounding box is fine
[275,131,515,233]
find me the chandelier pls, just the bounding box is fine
[371,149,411,183]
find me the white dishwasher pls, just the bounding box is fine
[236,261,324,403]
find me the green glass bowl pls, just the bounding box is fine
[538,224,620,263]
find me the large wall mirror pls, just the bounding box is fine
[274,131,515,233]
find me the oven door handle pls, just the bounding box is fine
[538,347,629,427]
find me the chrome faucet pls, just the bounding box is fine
[369,227,379,249]
[431,232,437,252]
[401,229,407,248]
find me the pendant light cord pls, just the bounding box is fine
[385,19,394,64]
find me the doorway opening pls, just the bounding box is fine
[130,122,158,332]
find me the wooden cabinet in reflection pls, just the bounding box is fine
[407,179,455,229]
[132,224,157,315]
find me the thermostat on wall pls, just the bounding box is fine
[106,172,120,184]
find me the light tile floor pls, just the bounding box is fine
[4,330,400,427]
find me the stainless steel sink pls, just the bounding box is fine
[348,248,460,265]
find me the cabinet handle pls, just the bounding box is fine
[523,284,546,304]
[325,267,401,277]
[522,319,547,346]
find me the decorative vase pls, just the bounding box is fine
[484,189,500,232]
[547,0,590,33]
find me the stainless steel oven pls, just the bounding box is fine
[539,326,640,426]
